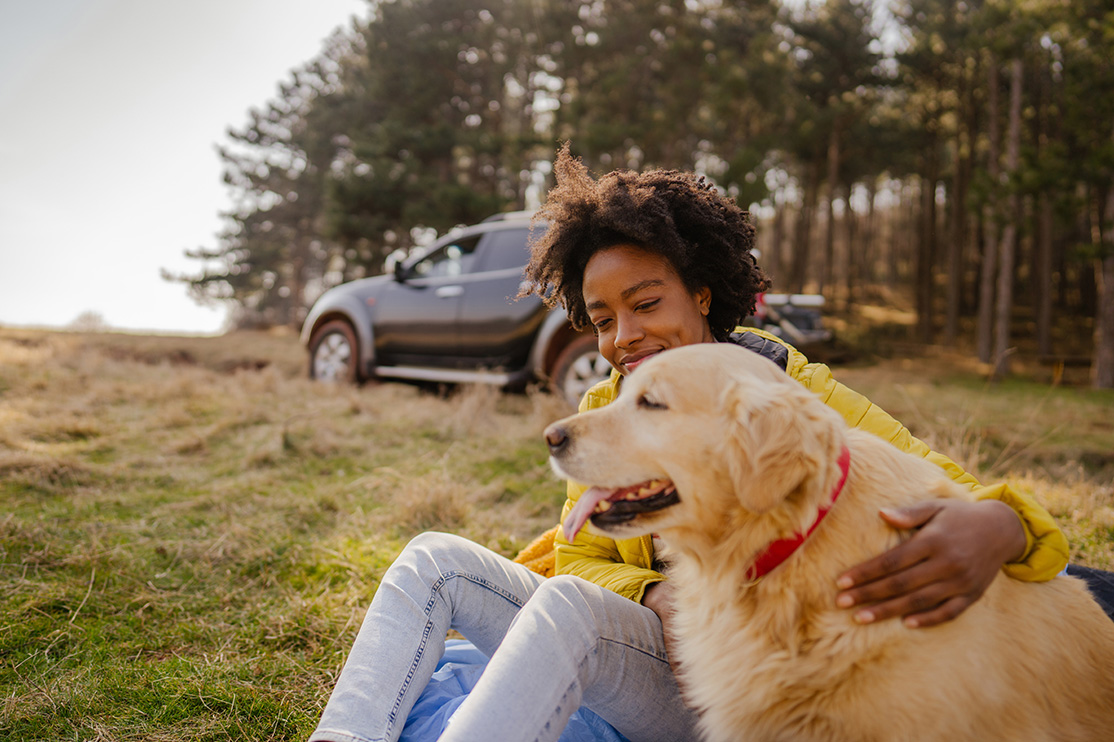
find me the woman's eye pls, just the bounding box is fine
[638,393,667,410]
[635,299,659,312]
[592,318,611,331]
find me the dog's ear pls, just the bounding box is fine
[723,380,825,514]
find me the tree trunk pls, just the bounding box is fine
[1094,145,1114,388]
[864,180,877,286]
[917,150,938,344]
[884,183,901,286]
[768,190,785,288]
[963,54,983,319]
[1033,56,1053,357]
[820,124,841,296]
[1095,252,1114,388]
[843,183,857,311]
[895,181,916,285]
[1036,194,1053,356]
[789,160,821,294]
[945,63,971,344]
[992,58,1023,379]
[977,54,1001,364]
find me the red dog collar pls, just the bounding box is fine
[746,445,851,580]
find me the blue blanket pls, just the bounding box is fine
[400,640,630,742]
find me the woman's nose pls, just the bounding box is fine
[614,316,643,349]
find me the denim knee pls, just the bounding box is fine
[523,575,603,633]
[393,531,477,573]
[401,530,462,558]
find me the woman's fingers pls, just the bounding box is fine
[835,515,940,593]
[902,595,972,629]
[876,502,943,531]
[837,558,963,623]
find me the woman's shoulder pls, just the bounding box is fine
[578,370,622,412]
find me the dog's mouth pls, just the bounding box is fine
[563,479,678,541]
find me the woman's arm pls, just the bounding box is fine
[775,333,1070,627]
[642,580,683,675]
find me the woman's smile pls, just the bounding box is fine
[618,348,661,373]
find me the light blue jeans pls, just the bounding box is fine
[309,532,699,742]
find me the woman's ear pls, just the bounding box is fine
[696,286,711,317]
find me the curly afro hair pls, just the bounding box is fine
[521,144,769,341]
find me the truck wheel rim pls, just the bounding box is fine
[314,333,352,381]
[562,352,609,402]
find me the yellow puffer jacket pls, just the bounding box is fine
[554,329,1070,603]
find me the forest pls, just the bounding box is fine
[169,0,1114,387]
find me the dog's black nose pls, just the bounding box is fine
[545,424,569,454]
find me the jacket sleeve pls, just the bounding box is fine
[555,481,664,603]
[788,350,1069,582]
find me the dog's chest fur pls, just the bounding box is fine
[670,556,903,742]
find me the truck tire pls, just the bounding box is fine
[309,319,360,383]
[551,335,611,406]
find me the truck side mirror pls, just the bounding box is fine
[384,249,407,281]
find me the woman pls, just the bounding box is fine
[310,147,1093,742]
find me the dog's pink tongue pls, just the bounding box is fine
[563,486,614,541]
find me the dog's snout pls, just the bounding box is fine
[545,424,570,455]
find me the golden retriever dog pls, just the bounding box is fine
[546,343,1114,742]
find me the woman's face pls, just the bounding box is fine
[582,244,715,376]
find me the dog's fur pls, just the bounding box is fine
[548,343,1114,742]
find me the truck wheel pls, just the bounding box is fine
[309,319,360,383]
[551,335,611,406]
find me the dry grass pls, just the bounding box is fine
[0,325,1111,740]
[0,327,569,740]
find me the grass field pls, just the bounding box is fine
[2,326,1112,740]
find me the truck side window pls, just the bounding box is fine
[412,235,481,278]
[475,228,531,273]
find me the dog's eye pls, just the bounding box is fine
[638,393,667,410]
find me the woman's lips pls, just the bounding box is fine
[622,351,660,373]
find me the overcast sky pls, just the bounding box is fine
[0,0,367,334]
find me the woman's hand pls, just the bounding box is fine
[834,498,1027,628]
[642,581,684,675]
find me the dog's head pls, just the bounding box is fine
[546,343,848,546]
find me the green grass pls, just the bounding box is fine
[0,326,1111,740]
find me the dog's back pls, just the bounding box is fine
[957,572,1114,740]
[851,432,1114,740]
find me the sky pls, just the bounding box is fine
[0,0,367,334]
